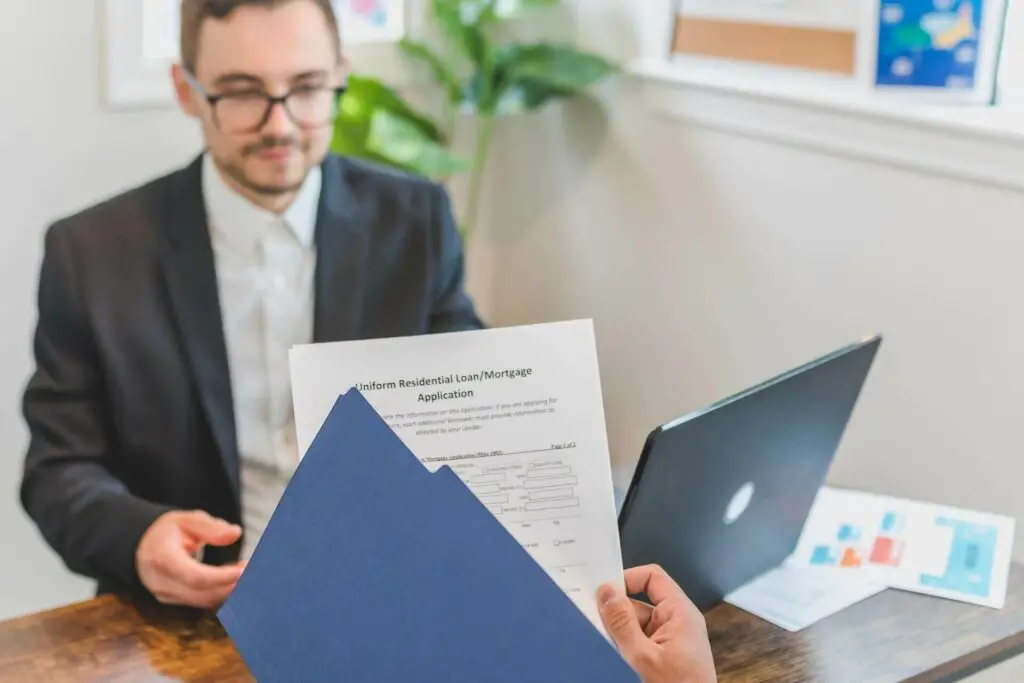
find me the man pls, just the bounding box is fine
[20,0,482,609]
[599,565,718,683]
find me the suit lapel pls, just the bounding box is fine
[155,154,367,502]
[159,156,240,501]
[313,155,370,342]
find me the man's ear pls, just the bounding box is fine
[171,64,201,118]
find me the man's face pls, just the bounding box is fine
[174,1,341,199]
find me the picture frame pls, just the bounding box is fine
[867,0,1010,105]
[103,0,418,110]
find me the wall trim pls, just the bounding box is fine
[629,59,1024,194]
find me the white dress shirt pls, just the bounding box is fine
[202,154,322,558]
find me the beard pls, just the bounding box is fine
[223,134,311,196]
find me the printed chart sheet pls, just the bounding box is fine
[791,487,1015,608]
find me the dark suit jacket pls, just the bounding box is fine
[20,153,484,598]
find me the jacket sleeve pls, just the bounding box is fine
[20,222,173,592]
[427,183,487,333]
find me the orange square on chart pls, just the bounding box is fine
[841,547,862,567]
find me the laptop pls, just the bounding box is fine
[617,334,882,611]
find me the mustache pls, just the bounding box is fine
[242,136,301,156]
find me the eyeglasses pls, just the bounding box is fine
[184,70,346,134]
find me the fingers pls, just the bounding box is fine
[176,511,243,546]
[623,565,687,606]
[152,578,238,609]
[631,598,655,633]
[598,583,656,666]
[138,511,246,609]
[623,566,708,644]
[163,552,246,591]
[150,555,245,608]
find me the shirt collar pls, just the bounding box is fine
[201,153,322,252]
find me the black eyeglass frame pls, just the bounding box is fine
[183,69,347,133]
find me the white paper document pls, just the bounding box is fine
[791,487,1016,608]
[725,565,886,632]
[289,320,625,632]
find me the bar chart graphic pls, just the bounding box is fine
[809,509,908,569]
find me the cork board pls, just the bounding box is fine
[673,16,857,74]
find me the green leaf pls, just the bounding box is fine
[366,109,470,178]
[491,81,568,114]
[398,38,464,103]
[330,73,466,178]
[482,43,616,112]
[504,44,617,92]
[331,117,391,166]
[339,74,445,143]
[463,69,490,112]
[431,0,490,65]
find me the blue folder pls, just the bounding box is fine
[218,388,639,683]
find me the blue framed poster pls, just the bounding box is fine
[874,0,1007,102]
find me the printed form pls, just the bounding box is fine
[289,320,624,632]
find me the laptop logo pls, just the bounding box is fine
[724,482,755,525]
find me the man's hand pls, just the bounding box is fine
[598,565,717,683]
[136,510,246,608]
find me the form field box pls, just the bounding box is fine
[529,487,574,502]
[525,498,580,512]
[469,483,500,495]
[526,466,571,478]
[478,493,509,506]
[523,476,577,489]
[486,505,503,515]
[470,473,506,484]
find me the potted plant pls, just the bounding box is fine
[331,0,617,242]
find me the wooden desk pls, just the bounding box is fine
[3,565,1024,683]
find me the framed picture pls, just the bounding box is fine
[869,0,1009,104]
[103,0,415,109]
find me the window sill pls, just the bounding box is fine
[628,58,1024,193]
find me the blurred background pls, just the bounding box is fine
[2,4,1023,657]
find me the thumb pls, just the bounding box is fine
[176,511,242,546]
[598,584,650,659]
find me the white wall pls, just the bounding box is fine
[0,1,202,619]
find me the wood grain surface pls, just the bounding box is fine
[0,596,250,683]
[2,564,1024,683]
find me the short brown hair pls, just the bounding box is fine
[179,0,341,73]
